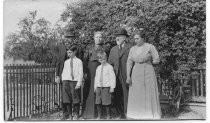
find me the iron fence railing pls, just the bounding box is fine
[4,64,62,120]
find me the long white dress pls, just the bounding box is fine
[126,43,161,119]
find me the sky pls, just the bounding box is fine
[3,0,80,43]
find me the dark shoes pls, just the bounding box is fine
[62,115,72,120]
[67,116,73,120]
[96,116,101,120]
[63,114,78,120]
[73,114,79,120]
[106,115,111,120]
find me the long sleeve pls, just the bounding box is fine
[94,67,99,89]
[56,60,60,76]
[127,47,134,77]
[109,66,116,89]
[83,45,89,63]
[150,44,160,64]
[76,60,84,87]
[56,46,61,76]
[61,59,69,81]
[83,45,89,74]
[108,48,114,66]
[55,44,67,76]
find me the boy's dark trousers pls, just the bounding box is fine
[62,80,80,119]
[63,103,80,119]
[63,103,72,119]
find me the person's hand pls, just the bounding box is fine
[126,77,132,86]
[55,76,60,84]
[110,88,114,93]
[142,53,152,63]
[84,73,87,79]
[75,85,80,90]
[94,88,97,93]
[81,80,85,87]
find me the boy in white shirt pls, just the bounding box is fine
[61,45,83,120]
[94,51,116,119]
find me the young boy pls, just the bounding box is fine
[94,51,116,120]
[61,45,83,120]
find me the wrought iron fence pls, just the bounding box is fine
[157,68,206,112]
[4,64,62,120]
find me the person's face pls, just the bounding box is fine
[64,38,74,47]
[116,35,126,46]
[67,50,76,58]
[94,33,102,45]
[134,34,144,46]
[98,55,107,64]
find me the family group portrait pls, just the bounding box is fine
[3,0,206,121]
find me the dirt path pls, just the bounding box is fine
[14,104,206,121]
[177,104,206,119]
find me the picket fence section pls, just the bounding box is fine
[4,64,62,120]
[157,68,206,104]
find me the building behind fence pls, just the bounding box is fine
[3,64,206,120]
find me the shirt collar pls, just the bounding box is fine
[119,42,125,48]
[122,43,125,47]
[101,62,107,67]
[70,56,77,59]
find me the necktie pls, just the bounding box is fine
[99,65,104,86]
[119,45,122,50]
[70,58,74,80]
[119,45,122,56]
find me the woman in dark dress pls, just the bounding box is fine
[82,31,108,119]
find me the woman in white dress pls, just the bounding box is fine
[126,30,161,119]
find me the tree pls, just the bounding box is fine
[4,0,205,77]
[4,11,59,64]
[60,0,205,79]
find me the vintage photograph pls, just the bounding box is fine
[3,0,206,121]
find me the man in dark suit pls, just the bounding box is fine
[55,30,76,83]
[55,30,79,120]
[108,28,132,119]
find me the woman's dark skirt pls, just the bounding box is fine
[82,61,100,119]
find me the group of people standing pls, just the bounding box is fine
[55,27,162,120]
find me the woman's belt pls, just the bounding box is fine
[135,61,152,64]
[89,59,99,62]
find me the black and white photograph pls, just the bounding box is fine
[2,0,206,121]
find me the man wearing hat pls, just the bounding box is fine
[108,28,132,119]
[55,29,80,120]
[55,29,76,85]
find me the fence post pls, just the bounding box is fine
[19,64,23,118]
[9,64,13,119]
[12,66,16,117]
[22,64,25,117]
[5,65,9,112]
[52,64,55,110]
[196,74,199,96]
[191,75,195,97]
[46,64,52,111]
[4,65,9,120]
[40,64,43,114]
[26,64,29,117]
[31,64,34,115]
[29,64,32,116]
[203,70,206,97]
[32,64,35,115]
[200,69,203,97]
